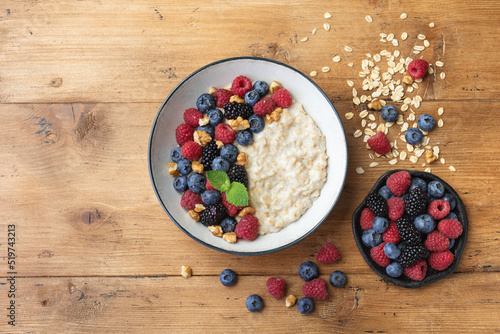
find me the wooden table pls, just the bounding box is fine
[1,1,499,332]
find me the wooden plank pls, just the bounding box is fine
[0,1,499,103]
[0,101,498,277]
[1,274,499,333]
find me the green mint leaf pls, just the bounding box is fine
[225,182,249,207]
[206,170,230,192]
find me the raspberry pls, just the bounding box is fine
[180,141,202,161]
[360,208,376,230]
[302,278,329,300]
[370,242,391,267]
[183,108,203,128]
[266,277,286,299]
[175,123,194,146]
[386,171,411,196]
[180,190,203,211]
[407,59,429,79]
[213,88,233,108]
[253,97,276,116]
[231,75,253,98]
[382,221,401,244]
[428,200,450,220]
[315,242,341,264]
[215,123,236,145]
[403,259,427,281]
[367,131,391,155]
[428,250,454,271]
[272,88,292,108]
[222,192,242,217]
[206,179,216,191]
[234,214,259,241]
[424,231,450,252]
[387,196,405,221]
[365,193,388,216]
[437,219,463,239]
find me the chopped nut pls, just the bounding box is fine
[425,150,438,164]
[237,152,248,166]
[181,265,192,278]
[188,210,200,222]
[199,116,210,126]
[192,161,204,174]
[228,116,250,131]
[265,108,283,124]
[402,72,414,85]
[208,225,223,237]
[194,130,212,147]
[230,95,245,103]
[216,140,224,149]
[286,295,297,308]
[269,81,281,94]
[238,206,256,217]
[208,87,217,94]
[367,99,383,110]
[168,162,180,176]
[223,232,237,243]
[194,204,206,213]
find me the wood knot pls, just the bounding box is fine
[50,78,63,87]
[69,290,84,302]
[38,250,54,258]
[41,298,50,306]
[80,208,100,225]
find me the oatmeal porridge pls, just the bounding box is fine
[236,102,328,235]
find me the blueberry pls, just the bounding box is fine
[361,229,382,248]
[177,158,192,175]
[246,294,263,312]
[197,125,215,139]
[428,180,445,198]
[248,114,265,133]
[244,90,260,106]
[405,128,423,145]
[422,249,431,260]
[383,242,401,259]
[414,214,435,234]
[201,190,221,205]
[253,80,269,96]
[298,261,319,282]
[220,144,239,163]
[441,193,457,210]
[409,177,427,193]
[173,176,188,192]
[373,217,389,234]
[207,109,224,126]
[219,269,237,286]
[381,104,398,122]
[445,212,458,220]
[220,217,237,233]
[386,262,403,277]
[417,114,435,131]
[236,130,253,146]
[448,238,456,250]
[170,147,183,162]
[211,156,230,172]
[378,185,394,200]
[196,93,216,113]
[187,173,206,194]
[297,297,314,314]
[329,271,347,288]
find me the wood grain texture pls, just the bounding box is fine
[1,0,499,332]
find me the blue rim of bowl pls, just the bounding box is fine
[148,56,348,255]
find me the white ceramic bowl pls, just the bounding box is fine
[148,57,348,255]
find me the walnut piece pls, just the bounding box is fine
[367,99,383,111]
[269,81,282,94]
[237,206,255,217]
[228,116,250,131]
[265,107,283,124]
[188,210,200,222]
[194,130,212,147]
[198,116,210,126]
[223,232,237,243]
[237,152,248,165]
[229,95,245,103]
[194,204,205,212]
[425,150,438,164]
[208,87,217,94]
[286,295,297,308]
[168,162,180,177]
[181,265,192,278]
[192,161,204,174]
[402,72,414,85]
[208,225,223,238]
[216,141,224,149]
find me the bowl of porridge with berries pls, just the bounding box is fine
[148,57,347,255]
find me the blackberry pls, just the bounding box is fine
[223,102,254,120]
[405,188,427,216]
[199,202,227,226]
[200,141,220,171]
[397,244,426,268]
[365,193,388,217]
[396,217,422,246]
[227,164,248,187]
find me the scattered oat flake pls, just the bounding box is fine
[310,71,318,77]
[418,34,426,40]
[435,61,444,67]
[401,32,408,40]
[428,66,434,74]
[347,80,354,87]
[312,28,318,35]
[438,119,444,127]
[365,15,373,23]
[353,96,361,105]
[440,157,446,164]
[333,55,341,62]
[324,23,331,31]
[354,129,363,138]
[400,13,408,19]
[369,162,379,168]
[360,110,368,118]
[440,72,446,79]
[389,158,398,165]
[322,66,331,73]
[345,46,353,52]
[301,37,309,42]
[400,151,407,160]
[425,167,432,173]
[424,40,430,47]
[429,22,435,28]
[368,114,376,121]
[348,62,354,67]
[438,107,444,115]
[324,12,332,19]
[410,156,418,163]
[356,167,365,174]
[345,112,354,120]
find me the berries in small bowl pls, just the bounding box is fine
[352,170,468,288]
